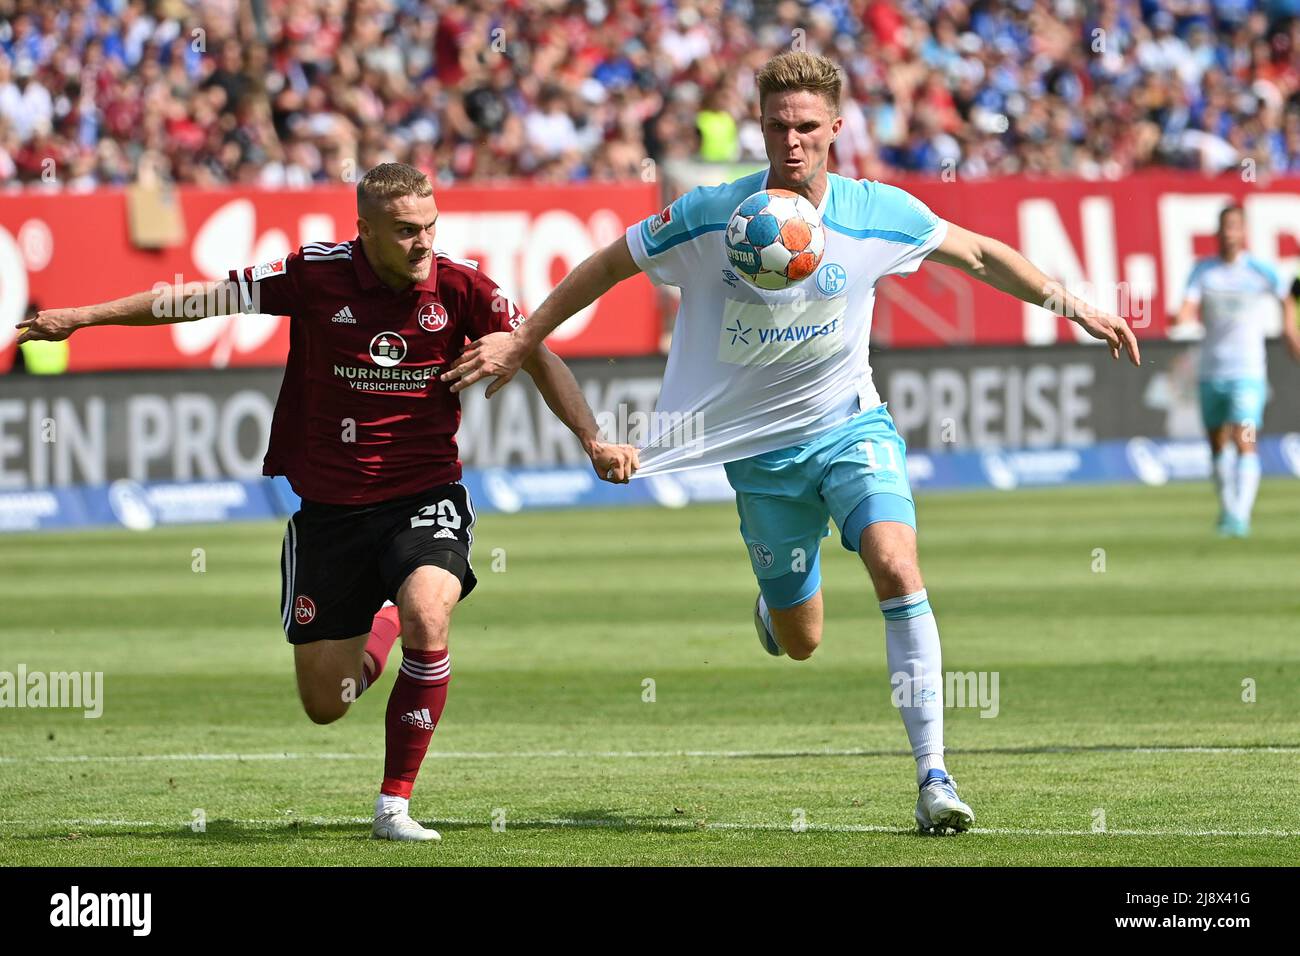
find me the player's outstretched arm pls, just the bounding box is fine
[443,235,642,397]
[927,223,1141,366]
[16,280,243,344]
[521,343,639,483]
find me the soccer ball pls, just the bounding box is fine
[723,189,825,291]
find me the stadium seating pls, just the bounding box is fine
[2,0,1298,188]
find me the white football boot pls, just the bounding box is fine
[372,808,441,842]
[753,594,785,657]
[915,769,974,834]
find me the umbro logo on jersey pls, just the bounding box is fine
[401,707,435,730]
[331,306,357,324]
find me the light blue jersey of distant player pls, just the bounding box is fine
[626,169,947,475]
[1183,254,1288,381]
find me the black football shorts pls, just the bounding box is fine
[279,481,478,644]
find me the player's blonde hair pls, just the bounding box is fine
[357,162,433,209]
[755,52,842,115]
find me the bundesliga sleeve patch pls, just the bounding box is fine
[251,257,287,282]
[491,286,526,330]
[646,204,674,238]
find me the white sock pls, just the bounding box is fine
[1234,451,1260,521]
[376,794,409,817]
[1213,448,1236,518]
[917,752,947,785]
[757,593,774,635]
[881,589,944,785]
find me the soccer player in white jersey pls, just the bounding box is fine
[444,52,1140,833]
[1171,205,1300,537]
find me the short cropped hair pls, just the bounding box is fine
[755,51,842,115]
[357,162,433,209]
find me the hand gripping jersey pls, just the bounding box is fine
[626,170,946,475]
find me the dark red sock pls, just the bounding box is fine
[381,648,450,798]
[361,605,402,693]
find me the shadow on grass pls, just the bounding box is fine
[11,807,919,844]
[739,742,1299,760]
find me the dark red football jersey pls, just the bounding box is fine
[229,239,525,505]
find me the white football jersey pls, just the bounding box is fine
[1183,254,1287,380]
[625,169,947,475]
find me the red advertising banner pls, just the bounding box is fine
[887,172,1300,348]
[2,174,1298,371]
[0,182,660,372]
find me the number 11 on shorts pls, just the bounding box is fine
[860,439,897,473]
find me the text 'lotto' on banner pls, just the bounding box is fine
[0,182,661,372]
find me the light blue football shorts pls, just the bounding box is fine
[724,403,916,610]
[1199,377,1267,430]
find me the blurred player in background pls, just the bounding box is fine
[443,52,1140,834]
[1172,205,1300,537]
[17,162,638,842]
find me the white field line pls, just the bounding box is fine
[1,745,1298,765]
[0,815,1295,838]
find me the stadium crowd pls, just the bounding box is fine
[3,0,1300,188]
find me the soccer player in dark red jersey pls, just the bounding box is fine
[18,162,639,841]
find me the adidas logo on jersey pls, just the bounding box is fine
[401,707,435,730]
[331,306,356,324]
[433,528,456,539]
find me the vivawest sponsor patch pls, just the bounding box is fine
[251,257,287,282]
[716,296,848,365]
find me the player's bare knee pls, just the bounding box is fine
[775,617,821,659]
[783,630,821,661]
[301,695,348,725]
[294,663,358,725]
[867,555,922,598]
[398,610,451,651]
[396,568,460,651]
[769,596,822,660]
[304,707,342,726]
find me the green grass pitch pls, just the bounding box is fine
[1,481,1297,866]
